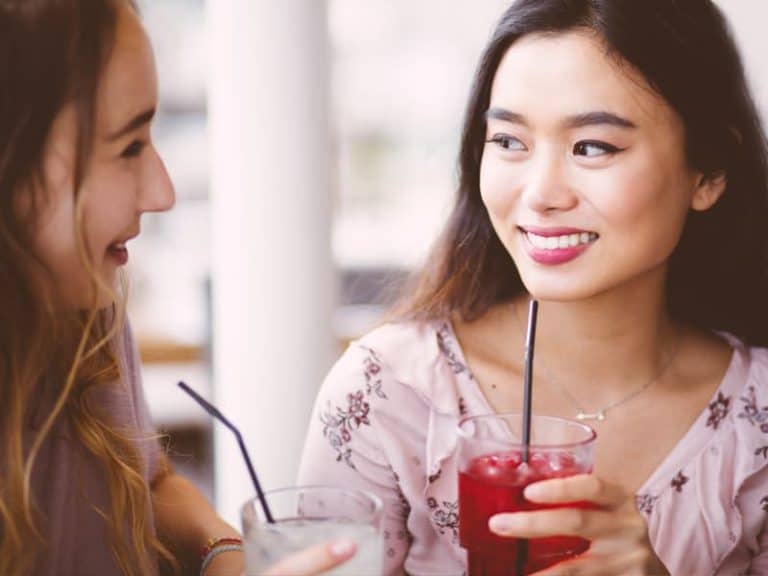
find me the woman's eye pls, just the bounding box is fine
[573,140,622,158]
[486,134,527,152]
[120,140,147,159]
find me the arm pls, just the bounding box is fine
[150,454,244,575]
[122,324,242,575]
[152,462,359,576]
[298,343,410,576]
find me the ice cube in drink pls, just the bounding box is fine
[459,450,592,576]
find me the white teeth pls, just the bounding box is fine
[546,236,558,250]
[526,231,597,250]
[111,243,126,250]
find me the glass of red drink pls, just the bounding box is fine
[457,413,597,576]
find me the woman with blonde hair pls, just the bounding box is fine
[0,0,355,574]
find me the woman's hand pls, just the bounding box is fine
[203,539,355,576]
[262,539,357,576]
[488,474,669,576]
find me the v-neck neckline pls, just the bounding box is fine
[439,318,742,496]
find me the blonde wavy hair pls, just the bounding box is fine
[0,0,177,574]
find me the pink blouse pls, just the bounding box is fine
[298,320,768,575]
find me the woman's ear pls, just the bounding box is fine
[691,171,726,212]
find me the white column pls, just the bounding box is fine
[207,0,333,525]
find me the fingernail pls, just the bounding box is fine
[488,515,519,535]
[329,539,356,558]
[523,483,543,500]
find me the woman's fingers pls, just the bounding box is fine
[489,506,645,540]
[523,474,624,508]
[262,539,357,576]
[490,507,604,539]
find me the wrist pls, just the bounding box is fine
[200,536,244,576]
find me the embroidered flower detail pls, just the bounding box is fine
[671,471,689,493]
[347,391,370,427]
[319,349,390,469]
[361,347,388,399]
[755,446,768,459]
[437,323,471,377]
[635,494,659,515]
[396,529,413,544]
[458,396,468,416]
[706,392,731,430]
[738,386,768,432]
[427,498,459,542]
[319,391,372,469]
[392,471,411,519]
[428,468,442,484]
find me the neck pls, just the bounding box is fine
[509,276,679,404]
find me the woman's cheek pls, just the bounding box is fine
[480,159,519,220]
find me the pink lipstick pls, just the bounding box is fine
[520,226,598,265]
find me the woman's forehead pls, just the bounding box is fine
[95,6,157,137]
[489,31,676,131]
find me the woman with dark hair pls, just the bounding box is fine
[299,0,768,574]
[0,1,357,574]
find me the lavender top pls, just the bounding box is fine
[27,323,162,576]
[298,320,768,575]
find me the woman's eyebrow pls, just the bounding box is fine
[106,107,156,141]
[564,111,636,129]
[485,107,527,125]
[485,107,636,130]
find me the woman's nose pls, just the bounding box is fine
[520,151,577,213]
[138,147,176,213]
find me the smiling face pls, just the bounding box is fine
[479,31,724,302]
[32,4,174,309]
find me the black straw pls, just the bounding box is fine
[521,299,538,463]
[518,299,538,576]
[177,381,275,524]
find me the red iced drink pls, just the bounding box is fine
[457,415,596,576]
[459,451,591,575]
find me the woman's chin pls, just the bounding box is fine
[518,276,605,303]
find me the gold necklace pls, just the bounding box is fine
[512,303,681,421]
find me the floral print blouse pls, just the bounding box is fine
[298,321,768,575]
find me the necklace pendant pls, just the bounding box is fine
[576,410,606,422]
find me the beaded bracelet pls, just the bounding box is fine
[200,536,243,559]
[200,543,243,575]
[200,536,244,576]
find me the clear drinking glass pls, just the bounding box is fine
[241,485,383,575]
[457,413,597,575]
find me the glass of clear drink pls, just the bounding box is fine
[241,485,383,575]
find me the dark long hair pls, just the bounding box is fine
[0,1,176,574]
[397,0,768,345]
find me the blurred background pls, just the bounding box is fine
[129,0,768,525]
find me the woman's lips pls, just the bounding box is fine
[520,227,598,265]
[107,242,129,265]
